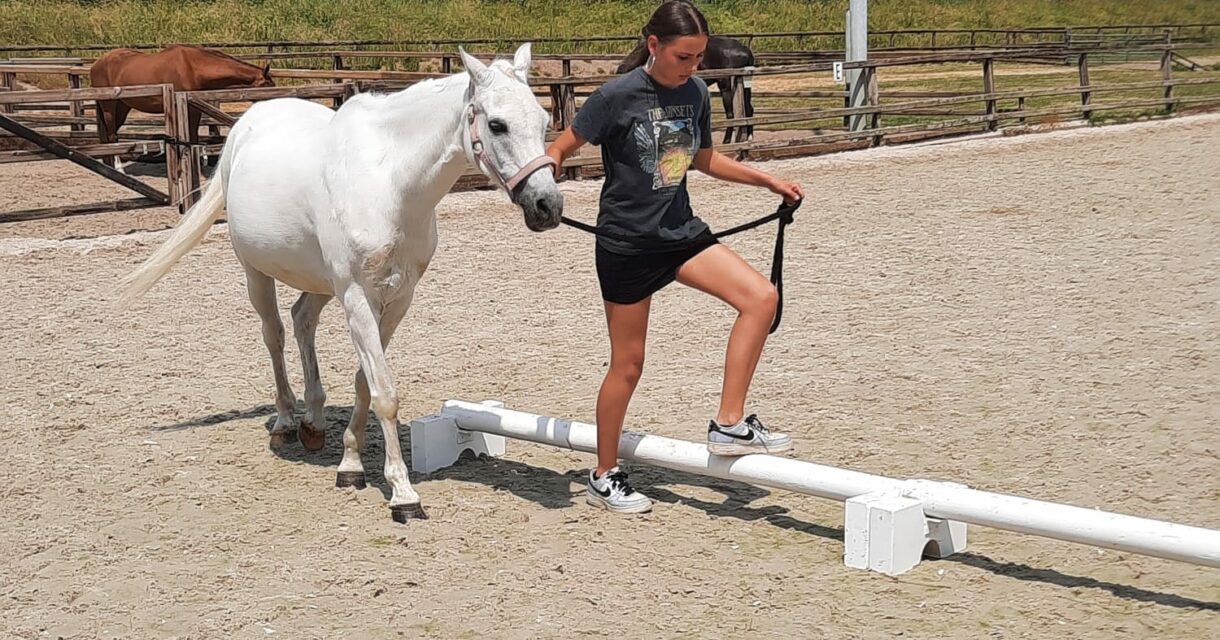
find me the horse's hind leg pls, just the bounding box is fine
[716,78,736,145]
[335,367,371,489]
[291,292,332,452]
[243,265,299,447]
[744,85,754,141]
[338,282,423,521]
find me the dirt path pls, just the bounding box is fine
[1,115,1217,639]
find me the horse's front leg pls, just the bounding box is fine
[95,99,129,173]
[338,281,423,522]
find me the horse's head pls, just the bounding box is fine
[251,62,275,88]
[458,43,562,232]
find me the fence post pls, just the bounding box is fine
[730,71,747,143]
[982,57,997,131]
[68,74,84,132]
[867,65,882,147]
[0,71,14,114]
[1078,52,1092,121]
[330,54,345,107]
[162,84,181,208]
[1160,43,1174,114]
[173,91,202,213]
[547,81,577,180]
[561,83,577,179]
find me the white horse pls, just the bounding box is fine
[116,44,563,522]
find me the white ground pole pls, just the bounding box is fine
[411,400,1220,577]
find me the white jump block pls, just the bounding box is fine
[410,402,506,474]
[844,491,968,576]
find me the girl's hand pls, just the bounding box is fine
[546,148,565,179]
[768,179,804,205]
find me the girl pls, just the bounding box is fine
[545,0,804,514]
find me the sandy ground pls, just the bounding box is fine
[0,114,1218,639]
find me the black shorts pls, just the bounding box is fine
[595,232,719,304]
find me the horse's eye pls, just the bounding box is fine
[489,120,508,134]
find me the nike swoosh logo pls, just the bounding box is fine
[591,484,611,497]
[711,427,757,441]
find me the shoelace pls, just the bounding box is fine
[607,470,635,496]
[744,414,771,435]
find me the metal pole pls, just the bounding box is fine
[847,0,869,131]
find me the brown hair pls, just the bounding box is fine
[642,0,710,43]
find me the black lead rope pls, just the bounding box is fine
[560,198,802,334]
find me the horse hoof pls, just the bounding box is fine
[268,430,298,447]
[390,503,428,523]
[335,471,366,489]
[299,421,325,451]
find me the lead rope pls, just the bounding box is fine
[560,198,801,334]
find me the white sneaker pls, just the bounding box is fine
[707,414,793,455]
[586,467,652,514]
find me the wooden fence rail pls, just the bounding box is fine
[2,44,1218,223]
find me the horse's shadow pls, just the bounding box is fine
[159,403,1219,612]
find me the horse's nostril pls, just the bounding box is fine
[536,198,552,216]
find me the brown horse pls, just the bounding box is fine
[90,45,273,167]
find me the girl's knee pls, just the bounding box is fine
[743,281,778,316]
[610,353,645,385]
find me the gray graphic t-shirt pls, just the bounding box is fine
[571,67,714,255]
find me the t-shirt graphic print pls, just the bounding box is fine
[634,104,698,189]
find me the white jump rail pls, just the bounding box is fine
[411,399,1220,576]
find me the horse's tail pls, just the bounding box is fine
[114,171,226,308]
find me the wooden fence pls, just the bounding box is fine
[1,43,1218,222]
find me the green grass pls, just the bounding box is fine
[1,0,1218,51]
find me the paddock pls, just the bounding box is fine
[0,114,1217,637]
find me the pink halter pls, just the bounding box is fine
[466,101,557,194]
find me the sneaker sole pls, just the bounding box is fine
[586,493,653,514]
[707,441,793,456]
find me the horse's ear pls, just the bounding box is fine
[262,62,271,75]
[512,42,532,83]
[458,46,492,88]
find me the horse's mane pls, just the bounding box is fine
[167,44,264,71]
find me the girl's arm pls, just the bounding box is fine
[545,128,588,178]
[693,147,804,204]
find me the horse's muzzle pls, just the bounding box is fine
[522,188,563,232]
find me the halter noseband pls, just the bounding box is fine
[466,100,557,195]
